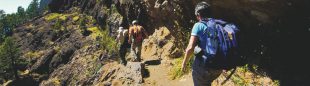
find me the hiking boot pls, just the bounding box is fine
[132,56,141,62]
[120,60,127,66]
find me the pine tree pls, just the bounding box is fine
[0,10,4,19]
[0,10,5,42]
[0,37,22,80]
[27,0,39,19]
[17,6,26,24]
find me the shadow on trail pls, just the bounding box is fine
[143,68,150,78]
[144,60,161,65]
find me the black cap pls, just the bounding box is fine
[195,2,211,18]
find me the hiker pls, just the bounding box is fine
[116,26,129,65]
[128,20,148,62]
[181,2,223,86]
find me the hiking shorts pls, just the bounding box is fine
[192,56,222,86]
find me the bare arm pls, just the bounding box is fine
[128,27,133,44]
[182,36,197,72]
[116,31,121,42]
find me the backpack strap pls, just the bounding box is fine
[199,21,209,35]
[199,21,211,55]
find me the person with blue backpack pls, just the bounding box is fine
[182,1,240,86]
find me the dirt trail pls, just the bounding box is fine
[143,60,193,86]
[133,27,194,86]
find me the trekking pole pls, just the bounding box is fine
[221,67,236,85]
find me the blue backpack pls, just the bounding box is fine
[199,18,241,70]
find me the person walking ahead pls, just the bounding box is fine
[116,27,129,65]
[128,20,148,62]
[182,2,222,86]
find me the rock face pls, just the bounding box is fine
[48,45,77,72]
[30,49,56,73]
[12,12,107,85]
[141,27,182,60]
[12,9,146,85]
[39,45,104,86]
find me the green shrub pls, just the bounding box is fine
[52,19,64,34]
[78,16,88,35]
[98,29,117,54]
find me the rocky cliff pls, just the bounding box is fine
[5,0,310,85]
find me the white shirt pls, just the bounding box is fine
[116,29,128,44]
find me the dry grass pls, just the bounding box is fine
[52,77,61,85]
[87,27,101,39]
[222,65,281,86]
[45,13,62,21]
[73,16,79,22]
[53,46,61,53]
[24,51,43,59]
[169,55,193,80]
[59,14,68,21]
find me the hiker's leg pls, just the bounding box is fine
[192,56,221,86]
[207,68,222,83]
[136,42,142,61]
[192,57,210,86]
[133,43,140,62]
[131,39,139,61]
[131,39,135,51]
[192,68,221,86]
[192,69,211,86]
[119,43,127,65]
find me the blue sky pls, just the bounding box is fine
[0,0,33,14]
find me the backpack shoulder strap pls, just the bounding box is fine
[129,25,134,36]
[198,21,209,35]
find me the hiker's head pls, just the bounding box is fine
[195,1,211,19]
[119,27,124,30]
[132,20,138,25]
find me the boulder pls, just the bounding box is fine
[49,45,76,72]
[117,62,145,86]
[30,49,56,74]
